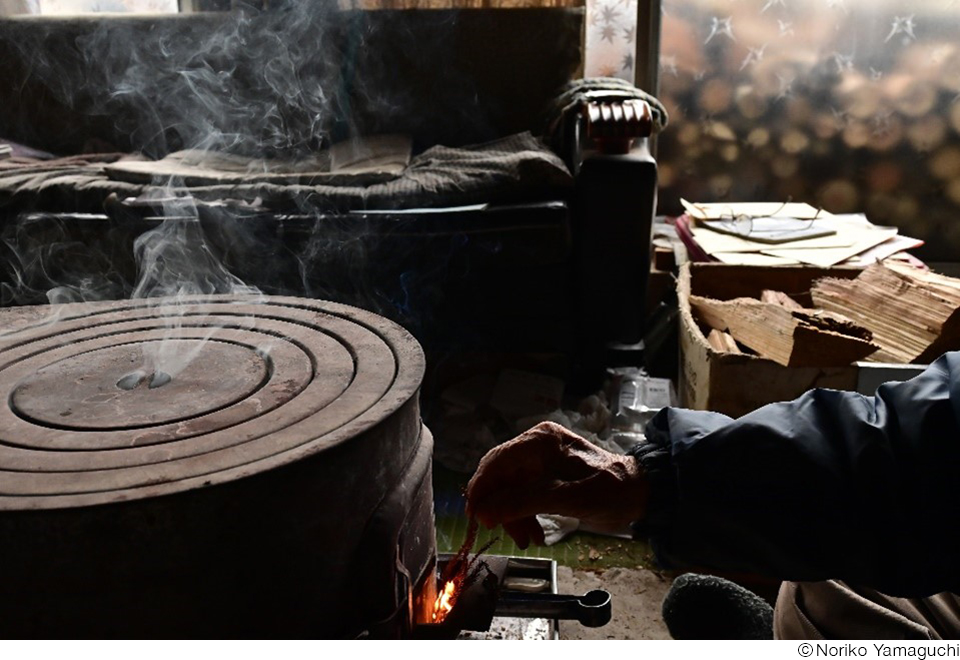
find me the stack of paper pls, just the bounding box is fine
[679,199,923,268]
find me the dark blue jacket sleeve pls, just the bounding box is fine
[631,352,960,597]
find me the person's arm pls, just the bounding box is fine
[638,351,960,597]
[466,421,648,549]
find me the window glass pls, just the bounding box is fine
[2,0,178,13]
[586,0,638,80]
[657,0,960,261]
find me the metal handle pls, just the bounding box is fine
[493,589,612,628]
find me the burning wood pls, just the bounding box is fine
[432,580,457,623]
[431,517,498,624]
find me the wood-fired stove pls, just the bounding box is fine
[0,295,434,638]
[0,295,613,639]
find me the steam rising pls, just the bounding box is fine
[14,4,344,158]
[132,199,259,301]
[1,214,130,306]
[129,192,264,382]
[3,5,348,316]
[3,5,345,376]
[0,5,477,358]
[3,2,405,313]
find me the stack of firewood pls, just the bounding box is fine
[691,263,960,367]
[657,5,960,259]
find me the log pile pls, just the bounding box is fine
[811,262,960,363]
[657,5,960,260]
[692,263,960,367]
[706,328,741,354]
[760,289,804,310]
[691,295,877,367]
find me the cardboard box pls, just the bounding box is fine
[678,262,926,417]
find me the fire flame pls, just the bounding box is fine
[432,580,457,623]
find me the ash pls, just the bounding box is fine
[457,617,552,641]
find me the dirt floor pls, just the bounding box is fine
[557,566,673,639]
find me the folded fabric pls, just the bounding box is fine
[0,132,572,215]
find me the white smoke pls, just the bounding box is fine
[126,190,264,384]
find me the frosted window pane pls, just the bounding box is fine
[585,0,637,81]
[0,0,40,13]
[40,0,178,12]
[658,0,960,261]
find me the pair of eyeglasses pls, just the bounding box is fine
[710,199,825,242]
[716,212,819,239]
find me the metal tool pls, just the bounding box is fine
[494,589,613,628]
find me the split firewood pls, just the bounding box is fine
[718,143,740,163]
[886,260,960,295]
[760,289,805,311]
[749,53,817,99]
[945,179,960,207]
[842,121,872,150]
[690,295,878,368]
[949,103,960,136]
[785,97,814,126]
[779,129,810,155]
[835,72,883,120]
[658,162,677,188]
[735,85,766,120]
[884,74,938,118]
[707,328,741,354]
[811,263,960,364]
[867,117,904,153]
[929,146,960,181]
[865,161,904,194]
[675,122,702,147]
[698,78,734,115]
[863,192,923,230]
[745,127,771,148]
[811,109,847,140]
[818,179,860,213]
[770,155,799,179]
[907,115,947,153]
[703,121,736,142]
[709,173,736,198]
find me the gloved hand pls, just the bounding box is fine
[466,421,649,549]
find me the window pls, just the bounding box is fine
[585,0,640,80]
[652,0,960,262]
[2,0,178,13]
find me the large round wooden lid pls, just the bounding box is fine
[0,295,425,509]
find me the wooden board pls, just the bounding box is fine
[690,295,878,367]
[811,262,960,363]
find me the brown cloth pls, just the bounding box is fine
[0,132,572,215]
[776,580,960,640]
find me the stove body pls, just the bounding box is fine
[0,297,435,638]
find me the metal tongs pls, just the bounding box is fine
[495,589,612,628]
